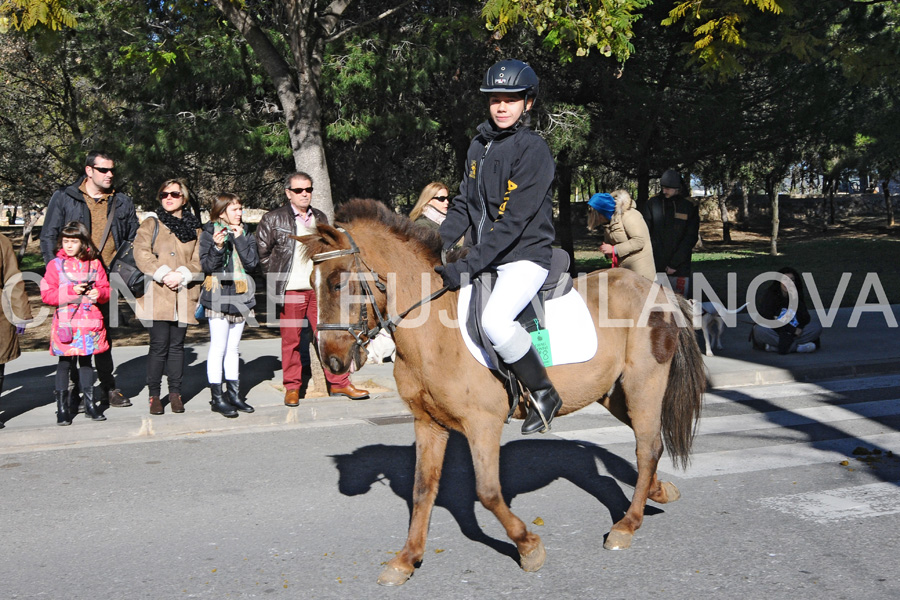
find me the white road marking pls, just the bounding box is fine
[556,399,900,447]
[662,432,900,479]
[755,482,900,523]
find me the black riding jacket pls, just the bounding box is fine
[440,120,556,274]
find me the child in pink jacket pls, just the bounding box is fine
[40,221,110,424]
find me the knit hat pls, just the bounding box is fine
[588,193,616,220]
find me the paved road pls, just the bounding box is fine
[2,374,898,599]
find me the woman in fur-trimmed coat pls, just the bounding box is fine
[587,189,657,282]
[134,178,202,416]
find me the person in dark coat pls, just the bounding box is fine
[751,266,822,354]
[641,169,700,296]
[40,150,139,408]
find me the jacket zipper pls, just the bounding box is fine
[475,140,493,244]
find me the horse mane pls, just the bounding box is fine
[335,198,465,264]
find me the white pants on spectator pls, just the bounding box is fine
[207,317,245,384]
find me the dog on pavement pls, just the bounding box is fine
[365,330,396,365]
[689,300,749,357]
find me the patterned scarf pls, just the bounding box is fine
[156,208,201,243]
[203,222,249,294]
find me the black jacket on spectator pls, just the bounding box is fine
[40,176,140,264]
[641,192,700,277]
[198,221,259,315]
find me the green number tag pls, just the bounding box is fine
[530,320,553,367]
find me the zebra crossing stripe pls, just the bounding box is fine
[754,482,900,523]
[555,399,900,448]
[554,400,900,479]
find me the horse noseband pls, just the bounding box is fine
[311,228,450,350]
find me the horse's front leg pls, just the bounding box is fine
[467,419,546,572]
[377,414,450,586]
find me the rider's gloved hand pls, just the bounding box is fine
[434,263,463,289]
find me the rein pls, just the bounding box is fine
[312,227,450,349]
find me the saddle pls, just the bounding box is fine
[465,248,574,376]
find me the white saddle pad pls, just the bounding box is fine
[457,283,598,370]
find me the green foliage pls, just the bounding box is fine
[482,0,651,63]
[0,0,77,32]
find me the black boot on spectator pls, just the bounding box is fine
[225,380,254,413]
[210,383,238,418]
[55,390,72,426]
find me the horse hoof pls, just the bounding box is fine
[662,481,681,502]
[520,538,546,572]
[603,529,633,550]
[377,565,413,586]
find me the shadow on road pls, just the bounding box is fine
[332,432,662,563]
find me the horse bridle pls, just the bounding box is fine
[312,227,450,349]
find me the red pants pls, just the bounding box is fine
[279,290,350,390]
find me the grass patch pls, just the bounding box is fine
[574,237,900,307]
[19,253,45,272]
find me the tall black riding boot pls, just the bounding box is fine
[55,390,72,426]
[225,380,254,413]
[80,367,106,422]
[507,347,563,435]
[210,383,238,418]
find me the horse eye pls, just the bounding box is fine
[331,274,349,292]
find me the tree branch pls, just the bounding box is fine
[324,0,415,43]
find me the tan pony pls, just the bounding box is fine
[299,199,705,586]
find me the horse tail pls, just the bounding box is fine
[661,297,706,470]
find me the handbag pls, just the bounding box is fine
[194,302,206,321]
[109,218,158,297]
[56,304,77,344]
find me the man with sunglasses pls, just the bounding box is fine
[41,150,139,409]
[256,172,369,405]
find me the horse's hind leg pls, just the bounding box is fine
[605,372,667,551]
[378,415,450,586]
[466,418,546,571]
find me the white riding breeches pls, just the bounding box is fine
[481,260,549,363]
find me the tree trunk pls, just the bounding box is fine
[556,160,575,271]
[741,180,749,221]
[211,0,337,220]
[767,180,779,256]
[883,184,895,227]
[17,207,40,259]
[635,162,650,214]
[718,192,731,243]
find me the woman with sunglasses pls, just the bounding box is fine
[134,178,203,416]
[410,182,451,230]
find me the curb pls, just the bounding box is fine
[0,390,409,455]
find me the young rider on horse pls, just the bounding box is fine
[435,59,562,435]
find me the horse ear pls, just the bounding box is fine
[292,223,348,256]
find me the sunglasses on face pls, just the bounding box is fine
[432,196,449,202]
[159,190,184,200]
[288,186,313,194]
[91,166,114,174]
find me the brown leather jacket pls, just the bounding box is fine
[255,203,329,302]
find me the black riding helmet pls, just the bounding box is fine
[480,59,539,102]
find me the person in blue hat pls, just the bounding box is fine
[587,189,655,281]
